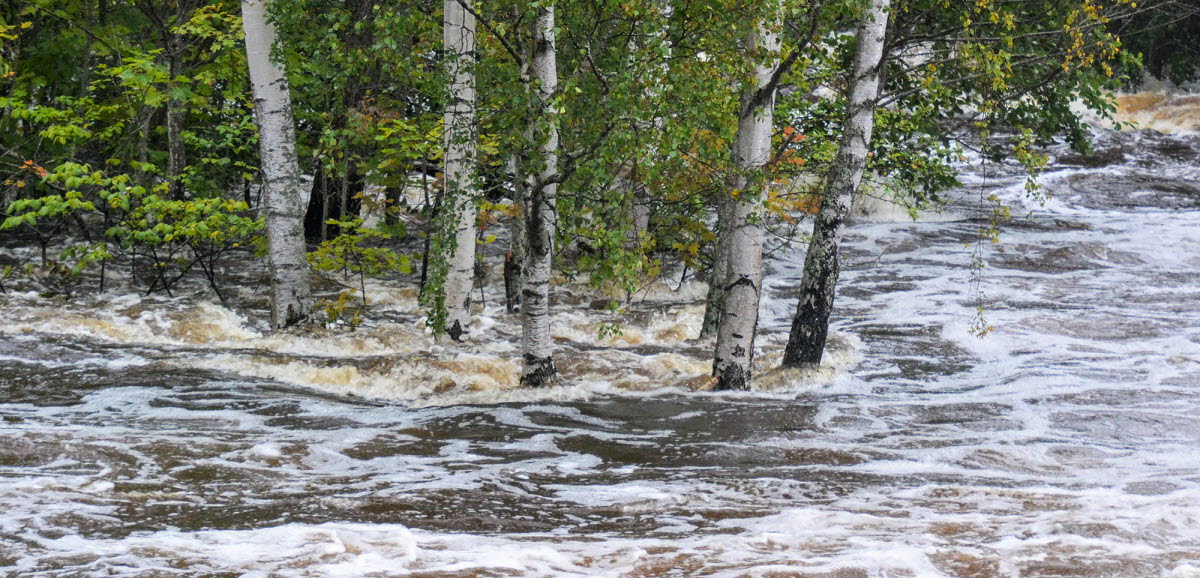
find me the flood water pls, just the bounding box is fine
[2,96,1200,576]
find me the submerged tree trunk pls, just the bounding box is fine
[711,9,781,391]
[243,0,311,329]
[783,0,890,366]
[520,4,559,388]
[442,0,479,342]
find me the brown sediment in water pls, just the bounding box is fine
[1109,92,1200,133]
[0,285,858,405]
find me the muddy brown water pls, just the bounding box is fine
[2,112,1200,576]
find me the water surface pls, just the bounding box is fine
[2,103,1199,576]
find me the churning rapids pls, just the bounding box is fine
[2,94,1200,577]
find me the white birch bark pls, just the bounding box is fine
[442,0,478,341]
[242,0,311,329]
[783,0,890,366]
[520,4,559,387]
[711,7,781,391]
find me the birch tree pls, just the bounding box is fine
[711,4,782,391]
[242,0,311,329]
[783,0,890,366]
[520,2,560,387]
[441,0,478,341]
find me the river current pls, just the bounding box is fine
[1,95,1199,576]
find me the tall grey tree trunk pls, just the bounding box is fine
[442,0,478,341]
[520,4,559,388]
[783,0,890,366]
[166,36,188,200]
[166,102,186,199]
[242,0,311,329]
[711,7,781,391]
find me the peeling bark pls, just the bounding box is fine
[520,4,559,388]
[711,7,781,391]
[442,0,479,342]
[243,0,311,330]
[783,0,890,367]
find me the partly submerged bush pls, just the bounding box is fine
[308,216,412,329]
[1,162,262,298]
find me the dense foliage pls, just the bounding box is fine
[0,0,1161,343]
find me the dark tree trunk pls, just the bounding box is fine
[303,166,363,242]
[304,170,329,243]
[166,36,188,200]
[699,200,732,339]
[782,0,890,367]
[783,213,843,365]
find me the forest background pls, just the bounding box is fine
[1,0,1195,390]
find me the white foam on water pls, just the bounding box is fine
[16,478,1195,577]
[6,116,1200,575]
[0,277,863,405]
